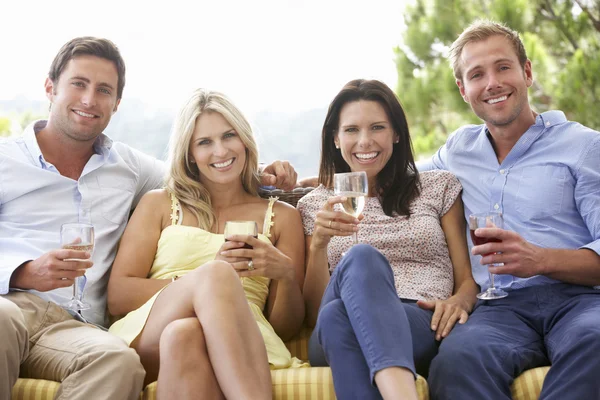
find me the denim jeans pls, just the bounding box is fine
[309,244,438,400]
[428,283,600,400]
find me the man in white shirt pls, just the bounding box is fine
[0,36,297,400]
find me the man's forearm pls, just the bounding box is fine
[541,248,600,286]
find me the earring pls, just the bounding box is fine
[190,159,196,164]
[335,144,340,149]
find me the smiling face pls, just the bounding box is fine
[45,55,120,143]
[189,111,247,188]
[334,100,397,181]
[457,35,533,131]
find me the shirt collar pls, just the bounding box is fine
[536,110,567,129]
[483,110,568,137]
[22,120,114,166]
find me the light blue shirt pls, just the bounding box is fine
[418,111,600,291]
[0,121,165,325]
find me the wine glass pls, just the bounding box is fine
[334,171,368,244]
[469,212,508,300]
[224,221,258,249]
[60,223,94,311]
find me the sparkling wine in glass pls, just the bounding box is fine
[334,171,368,244]
[224,221,258,249]
[469,212,508,300]
[60,223,94,311]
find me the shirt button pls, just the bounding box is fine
[545,121,551,126]
[494,203,500,210]
[499,169,505,175]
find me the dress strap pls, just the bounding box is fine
[169,192,183,226]
[262,196,278,238]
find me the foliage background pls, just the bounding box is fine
[2,1,599,174]
[395,0,600,156]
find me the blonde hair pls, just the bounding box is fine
[166,89,260,230]
[449,20,528,82]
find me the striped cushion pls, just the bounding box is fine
[11,323,550,400]
[285,325,312,361]
[11,379,58,400]
[12,367,550,400]
[511,366,551,400]
[141,368,428,400]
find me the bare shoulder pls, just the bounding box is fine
[272,198,302,221]
[137,188,171,209]
[131,189,172,228]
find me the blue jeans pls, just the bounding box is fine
[309,244,438,400]
[428,283,600,400]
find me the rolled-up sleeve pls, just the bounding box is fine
[0,256,30,294]
[575,136,600,256]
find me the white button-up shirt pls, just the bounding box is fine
[0,121,165,325]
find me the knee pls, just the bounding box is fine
[430,332,490,379]
[336,244,392,282]
[159,319,205,361]
[76,336,145,382]
[0,298,27,344]
[195,260,239,283]
[317,300,351,343]
[0,298,24,325]
[190,261,241,297]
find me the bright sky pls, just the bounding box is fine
[0,0,408,115]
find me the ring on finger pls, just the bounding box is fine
[328,220,333,229]
[247,260,255,271]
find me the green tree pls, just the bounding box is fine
[395,0,600,157]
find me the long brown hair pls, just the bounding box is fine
[318,79,420,217]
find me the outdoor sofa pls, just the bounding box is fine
[12,187,550,400]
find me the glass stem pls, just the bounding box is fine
[488,270,495,290]
[73,276,82,301]
[353,231,358,245]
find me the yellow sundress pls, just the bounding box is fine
[109,193,306,369]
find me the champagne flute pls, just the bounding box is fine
[334,171,368,244]
[60,223,94,311]
[469,212,508,300]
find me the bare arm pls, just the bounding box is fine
[417,197,479,341]
[303,195,359,328]
[442,198,479,310]
[107,190,170,316]
[264,205,306,340]
[304,235,331,328]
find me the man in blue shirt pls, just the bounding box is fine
[0,37,297,399]
[419,21,600,399]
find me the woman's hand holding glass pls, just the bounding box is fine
[220,234,295,281]
[312,196,361,250]
[333,171,368,244]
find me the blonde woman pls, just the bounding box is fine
[107,89,306,399]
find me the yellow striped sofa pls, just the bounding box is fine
[11,324,549,400]
[11,188,551,399]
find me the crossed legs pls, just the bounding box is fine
[132,261,271,400]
